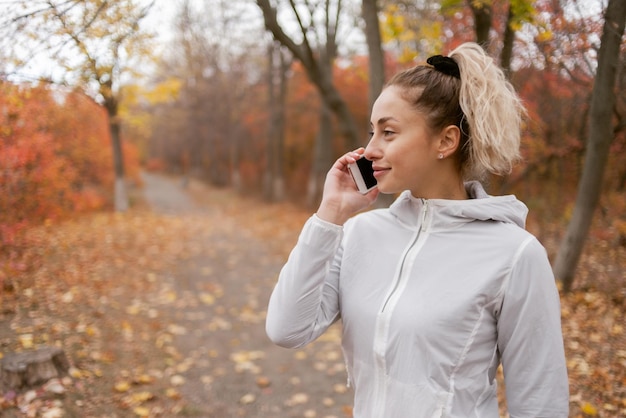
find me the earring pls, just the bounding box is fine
[438,153,444,159]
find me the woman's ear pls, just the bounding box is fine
[437,125,461,158]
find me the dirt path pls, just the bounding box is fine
[139,172,353,417]
[141,173,199,215]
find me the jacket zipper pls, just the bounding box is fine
[380,199,429,313]
[372,199,430,416]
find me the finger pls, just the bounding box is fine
[333,151,361,170]
[346,148,366,163]
[351,147,365,160]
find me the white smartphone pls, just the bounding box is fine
[348,156,377,194]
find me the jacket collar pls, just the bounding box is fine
[388,181,528,231]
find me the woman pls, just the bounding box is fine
[266,42,569,417]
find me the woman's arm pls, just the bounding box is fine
[497,236,569,417]
[265,215,344,348]
[266,149,378,348]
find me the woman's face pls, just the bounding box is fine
[364,86,442,197]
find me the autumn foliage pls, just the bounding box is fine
[0,81,140,246]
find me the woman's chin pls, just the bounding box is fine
[375,184,398,195]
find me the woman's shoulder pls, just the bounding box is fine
[347,206,396,226]
[343,207,402,239]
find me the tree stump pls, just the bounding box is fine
[1,347,70,391]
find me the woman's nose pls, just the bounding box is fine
[364,137,381,161]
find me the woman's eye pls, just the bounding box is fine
[369,129,395,139]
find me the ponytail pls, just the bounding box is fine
[450,42,525,178]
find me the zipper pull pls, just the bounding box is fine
[421,199,429,231]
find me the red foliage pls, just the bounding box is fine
[0,81,139,247]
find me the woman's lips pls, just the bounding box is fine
[373,167,389,178]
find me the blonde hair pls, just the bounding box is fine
[386,42,525,179]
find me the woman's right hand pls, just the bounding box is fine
[316,148,380,225]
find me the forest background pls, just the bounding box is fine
[0,0,625,416]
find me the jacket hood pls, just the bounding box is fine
[388,180,528,231]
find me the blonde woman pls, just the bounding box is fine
[266,42,569,417]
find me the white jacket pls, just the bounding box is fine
[266,182,569,417]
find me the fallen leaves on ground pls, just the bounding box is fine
[0,178,351,417]
[0,176,624,417]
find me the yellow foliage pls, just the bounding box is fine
[132,391,155,403]
[114,381,131,393]
[399,47,418,65]
[18,334,34,349]
[135,374,154,384]
[166,388,181,399]
[380,3,443,63]
[470,0,492,10]
[510,0,537,25]
[145,78,182,105]
[199,292,216,305]
[133,406,150,417]
[536,29,554,42]
[581,402,598,416]
[421,21,443,42]
[381,6,407,44]
[69,367,84,379]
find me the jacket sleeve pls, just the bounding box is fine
[265,215,344,349]
[497,236,569,417]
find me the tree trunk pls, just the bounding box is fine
[552,0,626,292]
[230,119,242,193]
[468,0,492,47]
[274,46,289,201]
[361,0,394,208]
[500,5,515,75]
[307,102,334,207]
[361,0,384,111]
[317,76,360,150]
[106,97,129,212]
[265,42,289,202]
[264,42,277,201]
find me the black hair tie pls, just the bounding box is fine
[426,55,460,79]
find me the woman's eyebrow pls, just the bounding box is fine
[371,116,399,127]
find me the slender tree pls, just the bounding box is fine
[468,0,492,46]
[552,0,626,291]
[362,0,395,207]
[265,41,291,202]
[500,5,515,73]
[362,0,385,110]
